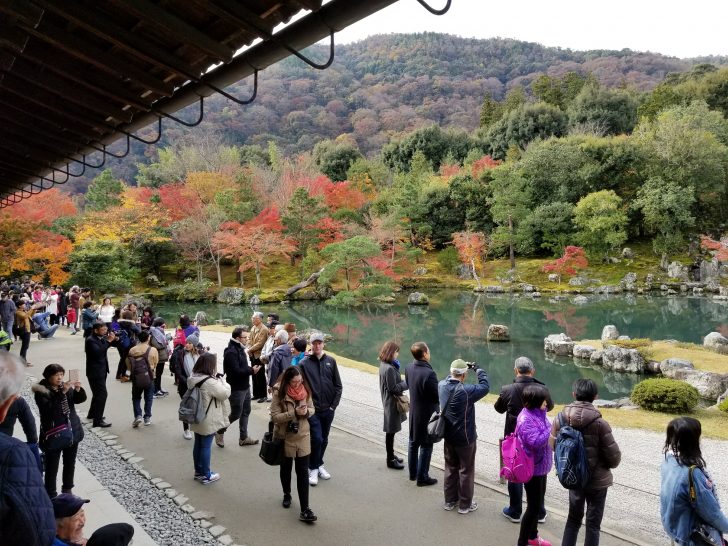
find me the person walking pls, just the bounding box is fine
[271,366,318,523]
[126,330,158,428]
[267,329,292,390]
[247,312,269,403]
[149,317,171,398]
[660,416,728,546]
[173,332,200,440]
[215,327,258,448]
[188,353,231,484]
[439,359,490,514]
[15,299,38,364]
[551,378,621,546]
[516,385,553,546]
[84,321,117,428]
[405,341,439,486]
[494,356,553,523]
[378,340,407,470]
[33,363,87,498]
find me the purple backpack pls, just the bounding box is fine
[500,429,534,484]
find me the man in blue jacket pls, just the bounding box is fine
[438,358,489,514]
[0,351,56,546]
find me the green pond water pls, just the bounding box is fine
[154,291,728,403]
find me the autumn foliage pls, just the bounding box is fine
[452,231,487,285]
[700,235,728,261]
[543,246,589,284]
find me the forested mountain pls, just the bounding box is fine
[67,33,726,192]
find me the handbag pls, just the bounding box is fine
[43,420,74,451]
[689,466,726,546]
[259,421,285,466]
[426,383,459,443]
[394,393,410,414]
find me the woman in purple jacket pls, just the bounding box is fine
[516,384,553,546]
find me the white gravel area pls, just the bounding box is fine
[200,330,728,544]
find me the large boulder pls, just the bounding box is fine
[519,284,535,293]
[718,388,728,405]
[601,325,619,341]
[407,292,429,305]
[457,264,473,280]
[590,350,604,366]
[487,324,510,342]
[573,344,596,359]
[672,369,728,400]
[572,295,589,305]
[249,294,261,306]
[621,248,635,259]
[699,258,720,282]
[568,276,588,286]
[600,346,646,373]
[667,261,689,281]
[544,333,574,356]
[217,287,245,305]
[621,272,638,285]
[298,329,333,343]
[659,358,694,378]
[413,266,428,276]
[485,285,504,293]
[214,319,233,327]
[704,332,728,354]
[547,274,559,283]
[193,311,208,326]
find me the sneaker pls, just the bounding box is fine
[502,507,521,523]
[201,472,220,485]
[318,466,331,480]
[215,432,225,448]
[309,469,319,486]
[538,513,547,524]
[416,477,438,487]
[37,333,41,340]
[239,437,259,446]
[153,391,165,399]
[299,508,317,523]
[443,501,457,511]
[160,390,169,396]
[194,474,205,482]
[144,417,152,426]
[282,494,292,509]
[132,416,143,428]
[70,330,77,335]
[183,429,193,440]
[527,537,552,546]
[458,502,478,514]
[256,397,267,403]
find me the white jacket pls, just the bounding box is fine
[187,373,231,436]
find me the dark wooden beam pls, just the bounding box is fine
[0,23,29,52]
[0,113,84,152]
[0,0,45,27]
[0,49,15,70]
[0,139,56,167]
[0,94,104,140]
[207,0,274,39]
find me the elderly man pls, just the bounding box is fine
[51,493,89,546]
[267,329,292,389]
[300,332,342,486]
[0,351,56,546]
[494,356,554,523]
[439,359,490,514]
[247,312,269,403]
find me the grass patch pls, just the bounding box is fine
[598,406,728,440]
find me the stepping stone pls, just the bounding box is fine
[102,434,119,440]
[128,456,144,464]
[138,469,151,479]
[180,504,195,513]
[105,440,117,446]
[151,478,162,484]
[173,495,188,506]
[199,520,212,529]
[112,445,124,451]
[191,511,213,520]
[155,481,171,489]
[218,535,233,546]
[120,452,136,461]
[208,525,226,538]
[165,489,178,498]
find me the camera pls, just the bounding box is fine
[287,420,299,434]
[466,362,478,370]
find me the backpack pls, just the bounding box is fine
[149,329,169,362]
[500,428,534,484]
[169,344,185,379]
[117,328,136,352]
[129,346,153,389]
[0,327,11,347]
[178,376,213,424]
[554,412,591,490]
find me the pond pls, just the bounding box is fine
[154,291,728,403]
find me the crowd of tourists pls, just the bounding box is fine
[1,279,727,544]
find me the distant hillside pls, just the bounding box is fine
[72,33,728,191]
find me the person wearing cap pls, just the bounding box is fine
[175,331,201,440]
[494,356,554,524]
[247,312,269,403]
[84,320,118,428]
[86,523,134,546]
[284,322,298,346]
[438,358,490,514]
[299,331,342,486]
[51,493,89,546]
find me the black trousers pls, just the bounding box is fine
[562,487,608,546]
[280,454,310,511]
[19,331,30,361]
[386,432,396,459]
[44,442,79,498]
[116,349,130,379]
[251,358,267,399]
[154,360,166,392]
[87,375,108,422]
[518,474,547,546]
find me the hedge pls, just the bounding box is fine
[631,378,699,413]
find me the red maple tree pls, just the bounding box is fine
[700,235,728,261]
[543,246,588,284]
[452,231,488,289]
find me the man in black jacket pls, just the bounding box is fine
[84,321,117,428]
[0,351,56,546]
[494,356,553,523]
[215,327,258,448]
[300,332,342,486]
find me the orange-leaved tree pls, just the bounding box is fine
[452,231,488,290]
[10,231,73,284]
[543,245,588,284]
[3,188,77,226]
[700,235,728,261]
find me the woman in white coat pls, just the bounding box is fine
[188,353,231,484]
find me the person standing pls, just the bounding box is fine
[1,291,17,337]
[247,312,269,403]
[188,353,230,484]
[552,378,621,546]
[0,352,56,546]
[215,327,258,448]
[115,310,140,380]
[56,286,67,327]
[80,301,98,338]
[125,330,158,428]
[300,332,342,486]
[378,340,407,470]
[267,330,292,390]
[271,366,318,523]
[14,299,37,364]
[84,321,117,428]
[173,332,200,440]
[98,298,115,328]
[149,317,170,398]
[439,359,490,514]
[46,288,59,326]
[494,356,553,523]
[68,287,80,335]
[660,417,728,546]
[405,341,439,486]
[0,396,41,472]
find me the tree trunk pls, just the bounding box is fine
[345,268,350,291]
[255,263,261,289]
[238,260,244,288]
[470,258,483,290]
[285,267,325,297]
[508,214,515,270]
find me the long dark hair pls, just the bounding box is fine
[378,341,400,364]
[193,353,217,377]
[179,314,191,329]
[277,366,309,398]
[663,417,706,468]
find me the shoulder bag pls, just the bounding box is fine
[427,384,459,444]
[42,419,74,452]
[395,393,410,414]
[689,465,726,546]
[259,420,285,466]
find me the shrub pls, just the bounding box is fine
[437,247,460,274]
[160,279,215,302]
[719,398,728,413]
[605,338,652,349]
[631,378,699,413]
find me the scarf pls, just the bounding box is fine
[287,382,308,402]
[392,359,401,371]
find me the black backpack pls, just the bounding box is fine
[129,347,153,389]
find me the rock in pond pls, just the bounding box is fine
[659,358,694,378]
[249,294,261,306]
[487,324,510,342]
[544,333,574,356]
[600,346,646,373]
[193,311,208,326]
[407,292,429,305]
[573,344,596,359]
[704,332,728,354]
[601,325,619,341]
[572,295,589,305]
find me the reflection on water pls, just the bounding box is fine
[155,291,728,403]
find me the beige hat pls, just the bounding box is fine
[450,359,468,374]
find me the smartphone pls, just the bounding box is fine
[69,369,80,382]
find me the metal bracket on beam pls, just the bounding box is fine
[204,69,258,106]
[118,116,162,145]
[285,29,335,70]
[415,0,452,15]
[156,95,204,128]
[67,151,105,169]
[89,134,131,159]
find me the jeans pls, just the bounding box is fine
[281,455,310,510]
[218,388,251,439]
[132,382,155,419]
[408,438,434,482]
[87,375,108,422]
[508,480,547,518]
[39,325,59,339]
[443,441,477,510]
[308,408,335,470]
[44,442,79,498]
[1,319,13,338]
[562,487,608,546]
[518,475,547,546]
[193,433,214,477]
